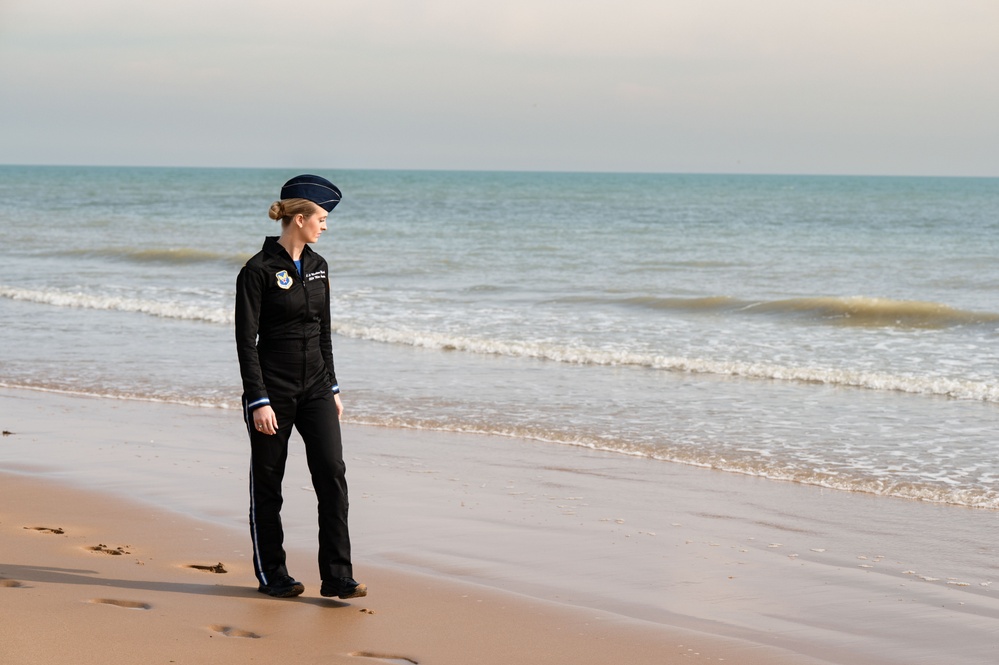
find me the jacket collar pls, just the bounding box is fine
[263,236,314,265]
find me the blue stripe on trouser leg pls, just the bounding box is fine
[248,461,268,585]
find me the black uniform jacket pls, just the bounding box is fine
[235,237,339,411]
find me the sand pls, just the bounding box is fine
[2,387,998,664]
[1,472,782,665]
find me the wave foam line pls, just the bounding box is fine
[6,285,996,403]
[2,380,994,510]
[347,413,999,510]
[333,323,999,403]
[0,286,232,324]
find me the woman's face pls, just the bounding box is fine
[298,205,328,244]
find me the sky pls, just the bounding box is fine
[1,0,997,176]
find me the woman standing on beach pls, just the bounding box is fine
[234,174,365,601]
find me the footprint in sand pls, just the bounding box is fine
[90,598,152,610]
[209,624,261,639]
[88,544,131,555]
[23,526,65,535]
[1,578,27,588]
[350,652,418,665]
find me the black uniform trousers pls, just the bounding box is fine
[243,379,352,586]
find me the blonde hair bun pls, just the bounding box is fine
[268,201,284,221]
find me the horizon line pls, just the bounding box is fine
[1,162,996,180]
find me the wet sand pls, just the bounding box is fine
[2,387,998,663]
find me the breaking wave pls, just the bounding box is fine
[572,295,999,329]
[331,322,999,403]
[0,286,231,324]
[58,247,250,267]
[4,285,997,402]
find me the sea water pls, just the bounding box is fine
[1,165,997,508]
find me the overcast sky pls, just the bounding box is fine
[1,0,996,176]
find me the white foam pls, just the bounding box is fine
[6,285,997,403]
[0,285,232,325]
[346,411,999,510]
[331,323,999,403]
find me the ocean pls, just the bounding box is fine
[1,165,998,509]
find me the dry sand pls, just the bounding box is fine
[2,387,998,664]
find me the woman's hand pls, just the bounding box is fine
[334,393,343,420]
[253,405,278,436]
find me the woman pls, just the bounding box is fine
[234,174,365,600]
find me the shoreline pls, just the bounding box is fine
[2,387,999,663]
